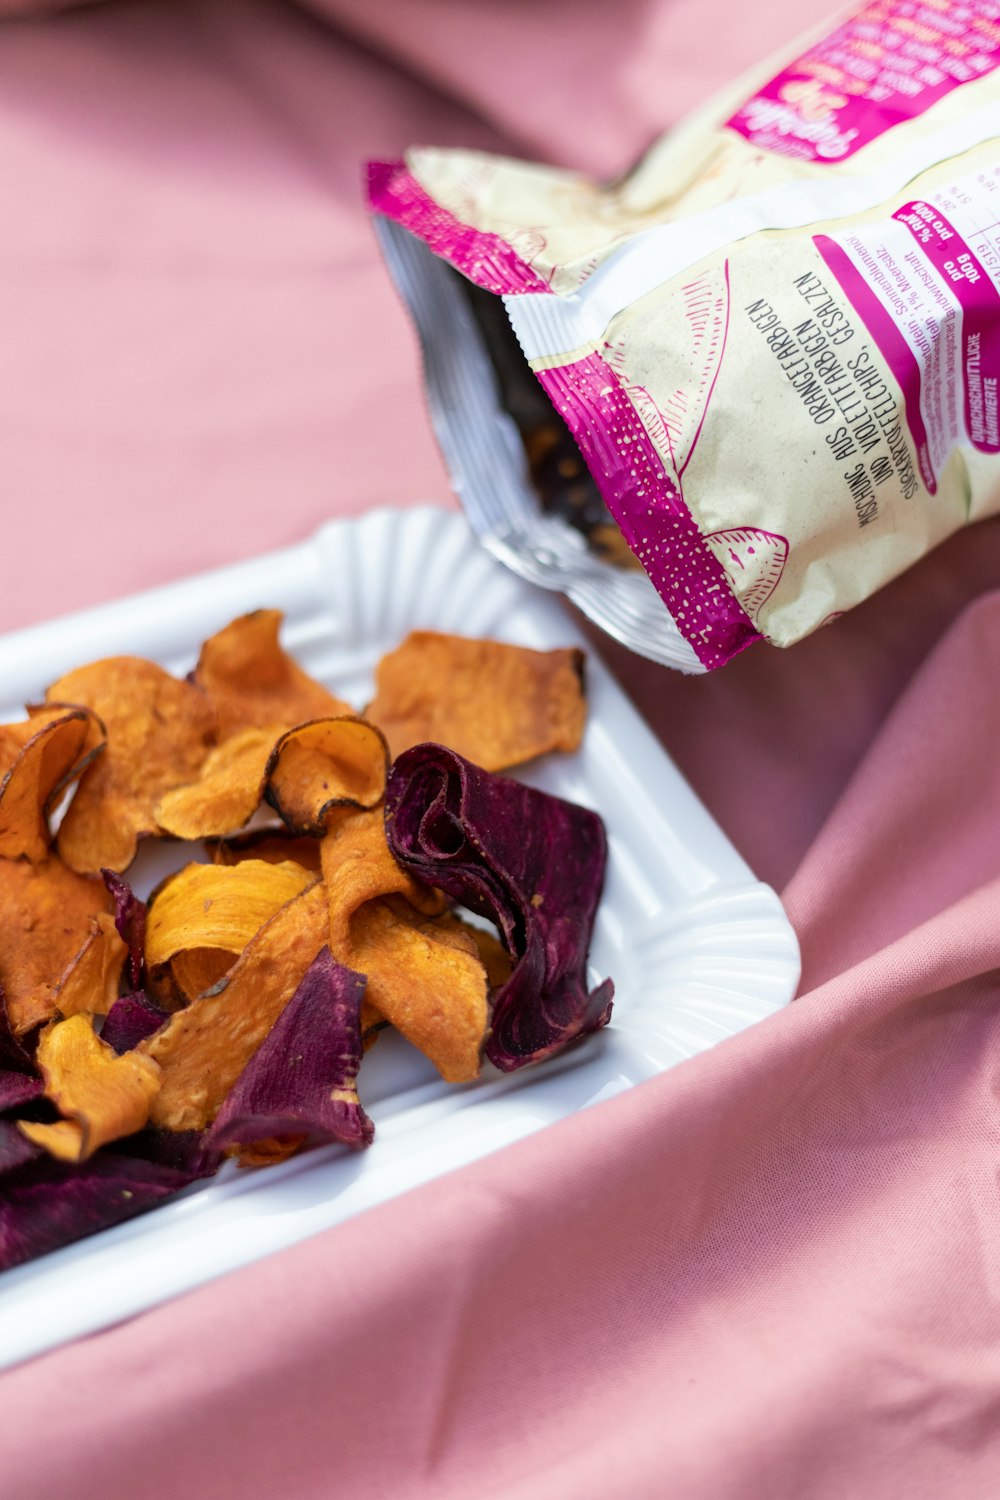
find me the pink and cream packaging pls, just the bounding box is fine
[368,0,1000,670]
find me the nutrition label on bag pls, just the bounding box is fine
[726,0,1000,162]
[814,161,1000,491]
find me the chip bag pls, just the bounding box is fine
[368,0,1000,670]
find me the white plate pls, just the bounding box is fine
[0,505,799,1372]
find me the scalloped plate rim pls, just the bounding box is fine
[0,504,799,1372]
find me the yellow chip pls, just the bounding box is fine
[0,707,105,863]
[19,1014,160,1162]
[447,914,513,992]
[52,911,128,1019]
[46,657,218,873]
[321,807,446,953]
[345,898,490,1083]
[169,948,238,1004]
[265,716,388,835]
[233,1135,308,1169]
[154,724,281,841]
[143,881,329,1131]
[145,858,316,1001]
[207,830,323,873]
[366,630,586,770]
[0,857,117,1036]
[194,610,351,739]
[156,715,387,843]
[321,810,487,1083]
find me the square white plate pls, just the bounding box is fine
[0,505,798,1372]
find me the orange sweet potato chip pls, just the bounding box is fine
[0,707,105,862]
[52,912,128,1020]
[234,1136,308,1169]
[0,858,117,1035]
[207,829,323,873]
[156,714,387,843]
[46,657,218,873]
[321,810,487,1083]
[449,916,513,992]
[168,949,235,1004]
[145,858,316,1002]
[365,631,586,771]
[321,807,446,947]
[19,1014,160,1162]
[143,882,329,1131]
[154,725,280,841]
[194,610,351,739]
[342,898,490,1084]
[265,717,388,835]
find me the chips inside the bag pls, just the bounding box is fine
[194,610,351,738]
[46,657,218,873]
[19,1014,161,1163]
[366,631,586,770]
[0,707,105,863]
[386,744,613,1070]
[0,858,118,1036]
[142,881,329,1131]
[369,5,1000,668]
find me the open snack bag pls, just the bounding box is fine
[368,0,1000,670]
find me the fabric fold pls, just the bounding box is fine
[0,2,999,1499]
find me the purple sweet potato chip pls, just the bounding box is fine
[113,1126,221,1178]
[384,744,613,1071]
[0,987,40,1117]
[0,1070,43,1115]
[205,946,374,1157]
[0,984,35,1074]
[101,990,169,1055]
[0,1152,197,1272]
[101,868,146,990]
[0,1121,41,1177]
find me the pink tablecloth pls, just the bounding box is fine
[2,2,1000,1496]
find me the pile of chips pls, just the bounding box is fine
[0,614,613,1270]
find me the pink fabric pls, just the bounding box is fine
[0,0,499,631]
[3,1,1000,1496]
